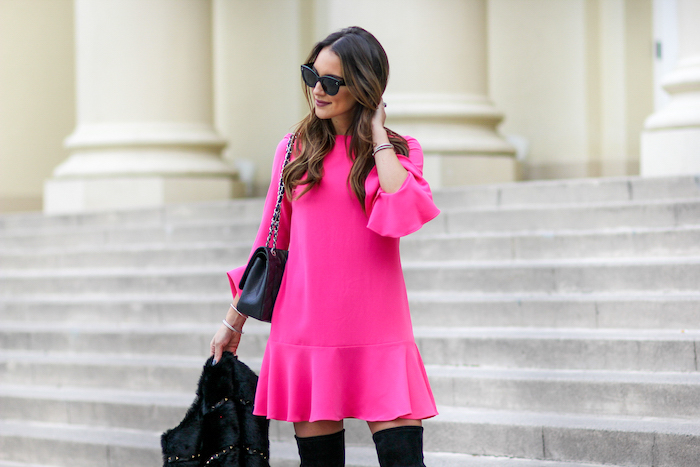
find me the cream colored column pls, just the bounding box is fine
[213,0,309,197]
[641,0,700,176]
[44,0,241,214]
[318,0,515,188]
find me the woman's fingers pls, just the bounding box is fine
[211,324,241,364]
[373,100,387,127]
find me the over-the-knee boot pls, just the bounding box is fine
[295,429,345,466]
[372,425,426,467]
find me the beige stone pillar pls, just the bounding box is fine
[641,0,700,176]
[44,0,241,214]
[318,0,516,188]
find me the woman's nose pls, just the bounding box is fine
[312,81,325,96]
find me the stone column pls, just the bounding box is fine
[640,0,700,176]
[319,0,515,188]
[44,0,241,214]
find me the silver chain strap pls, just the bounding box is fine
[266,134,296,254]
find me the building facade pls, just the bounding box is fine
[0,0,696,214]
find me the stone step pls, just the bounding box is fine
[0,420,596,467]
[437,199,700,235]
[3,406,698,467]
[0,384,190,432]
[3,293,700,330]
[0,267,231,296]
[428,367,700,418]
[2,198,698,251]
[0,242,251,269]
[0,322,266,358]
[2,258,699,296]
[0,420,161,467]
[0,295,231,325]
[0,199,265,234]
[416,327,700,371]
[425,405,700,466]
[432,175,700,209]
[266,441,610,467]
[0,221,259,250]
[270,419,612,466]
[2,321,699,375]
[0,176,696,236]
[0,461,58,467]
[2,175,699,467]
[404,257,700,294]
[3,364,700,431]
[409,292,700,329]
[268,408,700,466]
[0,351,207,392]
[404,226,700,262]
[2,324,699,371]
[3,225,699,270]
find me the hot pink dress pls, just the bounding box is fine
[227,133,440,423]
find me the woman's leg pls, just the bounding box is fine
[368,419,426,467]
[294,420,345,466]
[367,418,421,435]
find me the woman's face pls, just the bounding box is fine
[311,47,357,134]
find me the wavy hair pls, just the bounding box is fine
[283,27,409,209]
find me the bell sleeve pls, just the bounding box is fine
[226,134,294,300]
[364,136,440,238]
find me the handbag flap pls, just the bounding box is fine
[238,247,268,290]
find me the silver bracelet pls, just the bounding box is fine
[222,319,244,334]
[230,303,247,319]
[372,143,394,157]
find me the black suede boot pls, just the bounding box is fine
[372,426,426,467]
[295,429,345,466]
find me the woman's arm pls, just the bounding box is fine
[371,100,408,193]
[364,116,440,238]
[210,295,247,363]
[226,134,295,300]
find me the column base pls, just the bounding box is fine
[640,128,700,176]
[44,175,244,214]
[384,93,517,188]
[423,154,517,189]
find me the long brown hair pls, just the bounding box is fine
[283,27,409,209]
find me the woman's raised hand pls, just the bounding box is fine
[372,99,387,130]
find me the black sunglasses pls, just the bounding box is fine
[301,64,346,96]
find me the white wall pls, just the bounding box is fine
[0,0,75,211]
[488,0,653,180]
[213,0,310,196]
[0,0,659,212]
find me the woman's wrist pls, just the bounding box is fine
[230,302,246,319]
[372,143,395,157]
[225,303,247,328]
[222,318,244,334]
[372,124,389,145]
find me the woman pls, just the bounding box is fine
[211,26,440,467]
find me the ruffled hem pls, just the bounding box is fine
[252,340,438,423]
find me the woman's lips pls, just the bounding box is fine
[315,100,330,108]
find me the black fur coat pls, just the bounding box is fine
[161,352,270,466]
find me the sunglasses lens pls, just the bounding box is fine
[301,66,318,88]
[320,78,340,96]
[301,65,343,95]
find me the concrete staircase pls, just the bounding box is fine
[1,175,699,467]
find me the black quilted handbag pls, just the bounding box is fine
[237,135,295,322]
